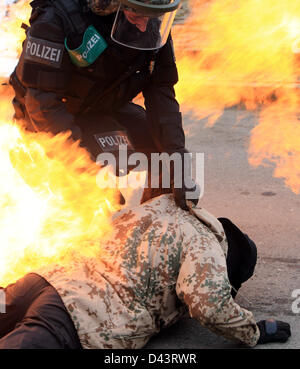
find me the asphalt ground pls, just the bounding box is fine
[144,106,300,349]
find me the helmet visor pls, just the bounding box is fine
[111,3,178,50]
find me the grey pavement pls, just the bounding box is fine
[145,106,300,349]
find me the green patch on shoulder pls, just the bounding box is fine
[65,25,107,67]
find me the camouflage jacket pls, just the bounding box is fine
[36,194,260,348]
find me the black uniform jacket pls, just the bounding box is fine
[14,4,185,154]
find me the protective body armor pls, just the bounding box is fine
[13,0,178,114]
[11,0,185,162]
[15,2,142,113]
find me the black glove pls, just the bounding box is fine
[170,149,200,211]
[172,181,200,211]
[256,319,291,344]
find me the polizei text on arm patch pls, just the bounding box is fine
[65,25,108,68]
[24,35,64,68]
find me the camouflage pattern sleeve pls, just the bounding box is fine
[175,218,260,347]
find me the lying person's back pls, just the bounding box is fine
[36,194,259,348]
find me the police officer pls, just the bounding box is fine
[10,0,200,209]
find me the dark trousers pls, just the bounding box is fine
[76,103,172,203]
[76,102,158,159]
[0,273,82,349]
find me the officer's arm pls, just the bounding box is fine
[175,218,260,347]
[15,7,81,140]
[142,35,185,154]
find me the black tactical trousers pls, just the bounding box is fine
[77,102,172,203]
[77,102,158,159]
[0,273,82,349]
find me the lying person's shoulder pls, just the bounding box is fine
[113,194,177,219]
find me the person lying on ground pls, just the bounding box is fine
[0,194,291,348]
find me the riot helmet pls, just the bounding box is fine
[111,0,181,50]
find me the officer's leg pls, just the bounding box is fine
[75,112,124,160]
[75,108,171,203]
[113,103,172,202]
[0,273,81,349]
[76,106,155,161]
[112,102,157,154]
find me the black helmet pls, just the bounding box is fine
[111,0,181,50]
[87,0,180,50]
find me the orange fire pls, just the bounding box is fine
[0,87,119,286]
[173,0,300,193]
[0,0,300,284]
[0,1,122,287]
[0,0,30,77]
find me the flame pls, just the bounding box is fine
[0,1,122,286]
[0,86,119,286]
[0,0,30,76]
[0,0,300,284]
[173,0,300,193]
